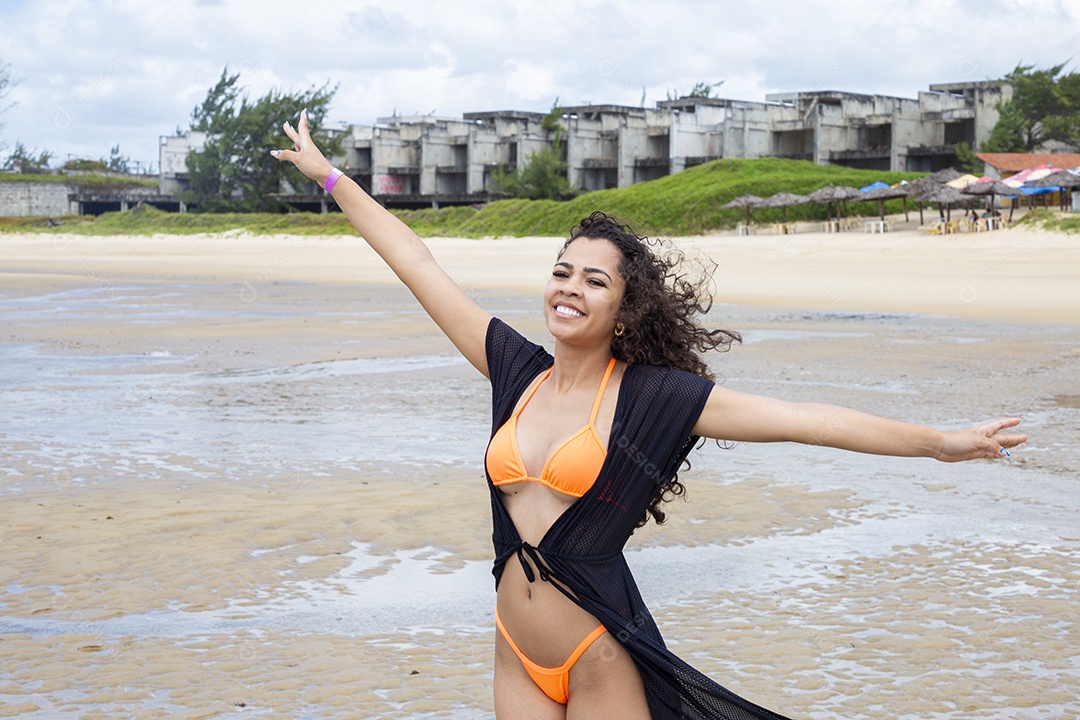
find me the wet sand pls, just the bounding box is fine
[1,223,1079,718]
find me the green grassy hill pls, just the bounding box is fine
[3,158,925,237]
[401,158,921,237]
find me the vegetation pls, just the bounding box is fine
[488,101,574,201]
[5,157,930,237]
[0,205,356,235]
[2,141,53,171]
[983,62,1080,153]
[953,141,984,175]
[0,171,157,190]
[1011,207,1080,233]
[181,68,341,213]
[0,57,15,147]
[666,81,724,101]
[62,146,133,174]
[0,60,56,171]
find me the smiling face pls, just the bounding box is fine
[544,236,625,348]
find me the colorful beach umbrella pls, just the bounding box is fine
[945,174,981,189]
[1008,164,1057,184]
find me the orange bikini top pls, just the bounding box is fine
[486,358,616,498]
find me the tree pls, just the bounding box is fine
[181,68,341,212]
[107,144,131,173]
[953,141,984,175]
[2,141,52,172]
[983,62,1080,152]
[0,58,17,149]
[489,101,573,200]
[666,80,724,101]
[1043,71,1080,147]
[689,80,723,98]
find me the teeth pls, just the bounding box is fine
[556,305,584,317]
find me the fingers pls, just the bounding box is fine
[973,417,1021,438]
[992,417,1022,432]
[282,119,300,145]
[274,112,309,163]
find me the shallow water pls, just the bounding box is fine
[2,281,1078,718]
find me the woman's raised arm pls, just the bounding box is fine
[272,109,492,377]
[693,385,1027,462]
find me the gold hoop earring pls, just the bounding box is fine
[614,323,625,337]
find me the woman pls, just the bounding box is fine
[273,111,1026,720]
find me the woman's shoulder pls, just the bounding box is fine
[625,361,711,381]
[486,317,553,385]
[623,362,715,397]
[487,317,549,357]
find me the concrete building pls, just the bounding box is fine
[0,179,76,216]
[158,131,207,200]
[0,174,164,217]
[138,79,1040,214]
[764,81,1010,172]
[147,80,1017,211]
[659,97,773,172]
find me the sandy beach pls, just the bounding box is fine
[1,220,1078,719]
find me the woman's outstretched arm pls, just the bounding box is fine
[272,109,493,377]
[692,385,1027,462]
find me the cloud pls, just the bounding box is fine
[1,0,1078,168]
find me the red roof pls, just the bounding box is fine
[976,152,1080,173]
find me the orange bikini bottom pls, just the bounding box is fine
[495,608,608,705]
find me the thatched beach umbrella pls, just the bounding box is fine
[961,179,1018,216]
[1025,169,1080,188]
[918,183,967,221]
[928,167,964,184]
[807,185,862,220]
[862,184,911,221]
[1026,170,1080,210]
[758,192,809,223]
[909,176,947,223]
[721,194,765,226]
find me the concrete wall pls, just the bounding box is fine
[152,81,1026,205]
[158,131,207,196]
[0,181,76,216]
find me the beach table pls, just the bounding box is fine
[864,219,890,234]
[736,223,752,236]
[821,220,841,233]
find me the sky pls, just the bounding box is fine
[1,0,1078,173]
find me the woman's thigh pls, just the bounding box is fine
[566,632,651,720]
[493,629,566,720]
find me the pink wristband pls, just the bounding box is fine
[324,168,343,193]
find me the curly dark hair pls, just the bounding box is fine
[562,211,741,528]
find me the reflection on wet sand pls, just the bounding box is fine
[2,275,1078,719]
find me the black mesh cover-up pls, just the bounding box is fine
[485,318,793,720]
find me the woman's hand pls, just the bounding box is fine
[270,108,335,187]
[935,417,1027,462]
